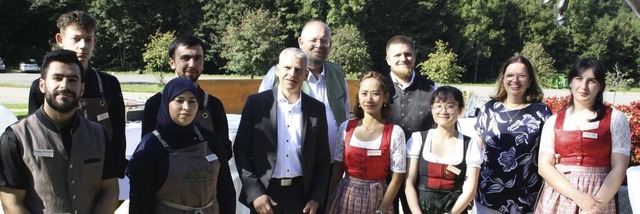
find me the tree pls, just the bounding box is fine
[419,40,465,84]
[221,8,286,78]
[328,24,371,78]
[142,30,175,85]
[518,42,556,88]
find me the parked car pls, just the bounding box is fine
[20,59,39,73]
[0,57,5,72]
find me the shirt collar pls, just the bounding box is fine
[390,70,416,90]
[308,63,326,82]
[277,87,302,105]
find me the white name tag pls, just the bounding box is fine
[582,132,598,139]
[34,149,54,157]
[447,165,461,175]
[367,150,382,156]
[205,154,218,162]
[97,112,109,121]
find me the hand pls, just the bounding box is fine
[576,192,602,214]
[302,200,319,214]
[253,194,277,214]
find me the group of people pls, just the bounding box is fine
[0,9,632,214]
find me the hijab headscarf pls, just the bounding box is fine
[155,78,202,148]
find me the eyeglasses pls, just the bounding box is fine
[302,37,331,47]
[431,104,458,113]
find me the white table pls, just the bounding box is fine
[627,166,640,213]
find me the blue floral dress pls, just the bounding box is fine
[474,100,551,213]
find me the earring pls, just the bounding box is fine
[383,103,387,108]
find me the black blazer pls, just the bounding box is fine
[233,88,331,207]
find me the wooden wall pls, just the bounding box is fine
[198,79,359,114]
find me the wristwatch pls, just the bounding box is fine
[375,210,383,214]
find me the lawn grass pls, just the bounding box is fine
[120,84,163,93]
[3,103,28,119]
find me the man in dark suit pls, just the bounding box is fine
[234,47,330,214]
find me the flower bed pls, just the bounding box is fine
[543,95,640,164]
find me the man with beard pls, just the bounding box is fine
[258,21,349,212]
[141,35,232,162]
[384,35,436,214]
[0,49,120,213]
[27,10,127,178]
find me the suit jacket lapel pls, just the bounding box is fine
[269,88,278,148]
[301,94,308,146]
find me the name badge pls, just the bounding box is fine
[34,149,54,157]
[447,165,461,175]
[205,154,218,162]
[367,150,382,156]
[582,132,598,139]
[97,112,110,122]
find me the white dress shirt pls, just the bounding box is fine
[271,88,304,178]
[259,65,350,160]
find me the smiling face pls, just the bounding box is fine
[570,68,602,106]
[502,62,531,101]
[431,95,461,128]
[56,26,96,67]
[276,53,308,93]
[170,44,204,83]
[298,21,332,65]
[40,61,84,113]
[168,90,198,126]
[386,43,416,79]
[358,77,388,116]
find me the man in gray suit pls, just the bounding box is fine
[235,48,331,214]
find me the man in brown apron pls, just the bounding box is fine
[141,35,233,160]
[27,10,128,178]
[0,49,120,214]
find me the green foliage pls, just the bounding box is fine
[142,30,175,86]
[518,42,556,88]
[419,40,465,84]
[606,63,635,90]
[328,24,371,76]
[221,8,286,78]
[143,30,174,73]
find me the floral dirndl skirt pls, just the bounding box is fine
[534,164,615,214]
[326,176,394,214]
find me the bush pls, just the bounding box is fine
[328,24,371,77]
[142,30,175,86]
[543,96,640,165]
[221,8,286,79]
[418,40,465,84]
[518,42,556,88]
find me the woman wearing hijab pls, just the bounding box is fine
[128,78,235,214]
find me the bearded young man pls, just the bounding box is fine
[384,35,436,214]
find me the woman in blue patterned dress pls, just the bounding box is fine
[474,55,552,213]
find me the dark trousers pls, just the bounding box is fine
[317,162,335,214]
[392,177,411,214]
[251,177,305,214]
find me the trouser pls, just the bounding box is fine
[251,177,305,214]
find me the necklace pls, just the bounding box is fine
[361,121,380,130]
[505,103,525,123]
[506,109,521,123]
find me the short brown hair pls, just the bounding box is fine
[385,35,415,53]
[353,71,392,119]
[57,10,97,33]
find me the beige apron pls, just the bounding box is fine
[77,69,113,140]
[152,128,220,214]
